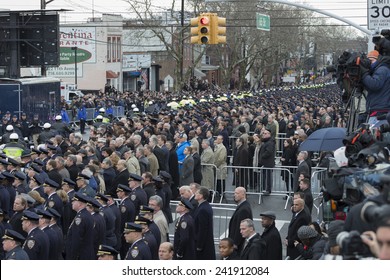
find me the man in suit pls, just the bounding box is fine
[193,187,216,260]
[110,159,130,197]
[258,129,275,195]
[180,146,194,186]
[228,187,253,251]
[285,198,311,259]
[191,145,202,184]
[233,137,249,188]
[239,218,266,260]
[294,151,310,192]
[260,211,282,260]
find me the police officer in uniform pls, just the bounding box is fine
[37,209,62,260]
[2,229,29,260]
[65,193,95,260]
[52,115,71,138]
[97,244,118,260]
[139,205,161,246]
[37,123,56,145]
[3,133,25,158]
[21,210,50,260]
[95,193,117,248]
[128,173,147,217]
[43,178,64,228]
[135,215,158,260]
[123,222,152,260]
[116,184,136,260]
[174,198,196,260]
[86,197,106,258]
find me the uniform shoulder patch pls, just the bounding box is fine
[121,206,126,213]
[27,240,35,249]
[181,221,187,229]
[130,194,136,201]
[131,248,139,258]
[48,201,55,208]
[99,212,104,217]
[75,217,82,225]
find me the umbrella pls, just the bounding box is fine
[299,127,347,152]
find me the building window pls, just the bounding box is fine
[117,37,121,62]
[107,37,112,63]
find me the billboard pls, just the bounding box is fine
[47,27,96,78]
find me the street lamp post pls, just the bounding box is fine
[71,47,78,87]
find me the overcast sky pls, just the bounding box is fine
[1,0,368,26]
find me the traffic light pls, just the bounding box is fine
[190,17,200,44]
[213,15,226,44]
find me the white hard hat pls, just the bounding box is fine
[148,101,153,105]
[133,108,139,112]
[6,125,13,131]
[96,115,103,120]
[99,108,105,113]
[131,104,136,108]
[43,123,51,129]
[55,115,62,120]
[10,133,19,140]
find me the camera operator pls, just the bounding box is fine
[360,50,390,125]
[361,214,390,260]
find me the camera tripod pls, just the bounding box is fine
[344,86,366,134]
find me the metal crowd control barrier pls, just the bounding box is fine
[170,200,236,245]
[219,165,297,208]
[310,167,328,220]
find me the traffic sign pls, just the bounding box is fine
[256,13,270,31]
[368,0,390,30]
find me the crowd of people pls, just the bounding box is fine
[0,82,389,260]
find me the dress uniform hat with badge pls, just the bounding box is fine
[14,171,26,181]
[3,171,15,180]
[72,192,90,204]
[39,147,49,155]
[7,157,20,167]
[47,207,61,219]
[124,222,143,233]
[33,158,44,166]
[117,183,132,193]
[139,205,154,215]
[95,193,109,203]
[30,163,42,173]
[43,178,60,189]
[76,173,91,180]
[97,244,119,257]
[128,173,143,182]
[31,174,44,185]
[21,210,40,221]
[36,209,54,220]
[0,158,10,166]
[87,197,102,209]
[0,153,7,159]
[2,229,26,243]
[180,198,194,210]
[159,171,172,180]
[62,177,76,187]
[135,215,152,225]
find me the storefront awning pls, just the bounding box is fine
[194,68,206,78]
[106,70,119,79]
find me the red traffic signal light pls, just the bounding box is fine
[200,17,210,25]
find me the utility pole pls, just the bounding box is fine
[71,47,78,87]
[180,0,185,90]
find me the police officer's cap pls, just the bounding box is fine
[62,178,76,187]
[0,173,5,180]
[30,163,42,173]
[135,215,151,225]
[47,144,57,151]
[47,207,61,219]
[123,222,143,233]
[95,193,109,203]
[128,173,143,182]
[36,209,54,220]
[259,211,276,220]
[72,193,90,204]
[33,158,44,166]
[139,205,154,215]
[2,171,15,180]
[87,197,102,209]
[116,184,131,193]
[7,157,20,166]
[76,173,91,180]
[97,244,119,257]
[152,176,163,183]
[32,148,42,155]
[0,158,9,166]
[39,147,49,154]
[46,140,54,145]
[180,198,193,210]
[43,178,60,189]
[31,174,43,185]
[21,149,32,158]
[14,171,26,181]
[0,153,7,159]
[159,171,171,180]
[2,229,25,243]
[21,210,40,221]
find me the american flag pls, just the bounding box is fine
[141,69,148,89]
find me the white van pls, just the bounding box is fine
[60,82,84,101]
